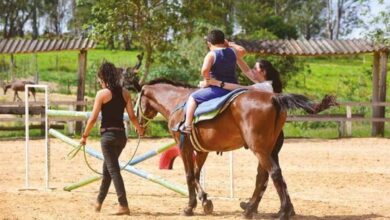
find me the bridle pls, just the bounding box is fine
[135,89,154,128]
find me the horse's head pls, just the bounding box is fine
[118,53,144,92]
[3,84,9,95]
[133,78,196,128]
[135,88,158,128]
[122,67,141,92]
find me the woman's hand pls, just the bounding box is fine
[136,126,145,136]
[224,39,230,47]
[80,136,87,146]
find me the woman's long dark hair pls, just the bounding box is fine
[97,62,122,95]
[258,59,283,93]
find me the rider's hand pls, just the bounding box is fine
[198,80,210,88]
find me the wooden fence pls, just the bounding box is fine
[0,101,389,137]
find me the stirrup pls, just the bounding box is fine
[179,124,192,134]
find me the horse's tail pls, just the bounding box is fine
[272,94,338,114]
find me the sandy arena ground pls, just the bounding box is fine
[0,137,389,219]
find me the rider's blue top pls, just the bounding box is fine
[210,47,237,84]
[190,47,238,104]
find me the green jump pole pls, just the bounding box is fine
[63,175,101,191]
[63,141,176,191]
[49,129,187,195]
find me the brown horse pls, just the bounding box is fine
[133,79,336,219]
[3,80,36,102]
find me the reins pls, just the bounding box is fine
[67,134,142,175]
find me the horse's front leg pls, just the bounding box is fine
[180,137,197,216]
[242,162,269,219]
[194,152,213,215]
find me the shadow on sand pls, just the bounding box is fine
[130,211,386,220]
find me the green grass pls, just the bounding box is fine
[285,55,375,101]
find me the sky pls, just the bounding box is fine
[346,0,390,38]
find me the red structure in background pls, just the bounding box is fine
[159,145,196,169]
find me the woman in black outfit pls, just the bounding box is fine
[80,62,144,215]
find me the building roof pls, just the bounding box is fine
[234,39,389,56]
[0,38,96,54]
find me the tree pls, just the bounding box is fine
[88,0,180,81]
[0,0,32,38]
[178,0,235,38]
[42,0,69,36]
[366,1,390,45]
[326,0,370,39]
[234,0,297,39]
[131,0,180,82]
[292,1,327,39]
[68,0,95,36]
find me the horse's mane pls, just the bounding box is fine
[146,78,196,89]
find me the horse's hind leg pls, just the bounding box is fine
[180,138,197,216]
[241,131,295,218]
[271,166,295,220]
[240,166,269,214]
[194,152,213,215]
[242,162,269,219]
[14,91,22,102]
[269,131,295,219]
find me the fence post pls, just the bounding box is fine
[346,105,352,137]
[338,121,345,138]
[67,105,75,135]
[40,108,45,136]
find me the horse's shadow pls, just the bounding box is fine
[255,212,384,220]
[131,211,385,219]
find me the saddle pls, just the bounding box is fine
[173,88,247,152]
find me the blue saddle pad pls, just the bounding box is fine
[188,88,247,123]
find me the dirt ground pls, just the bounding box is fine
[0,137,389,220]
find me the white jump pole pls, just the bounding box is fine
[201,151,236,200]
[229,151,234,198]
[24,84,49,190]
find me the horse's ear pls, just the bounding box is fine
[133,79,142,92]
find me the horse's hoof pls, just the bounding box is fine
[202,199,213,215]
[242,211,253,219]
[182,207,194,216]
[277,205,295,220]
[239,201,258,213]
